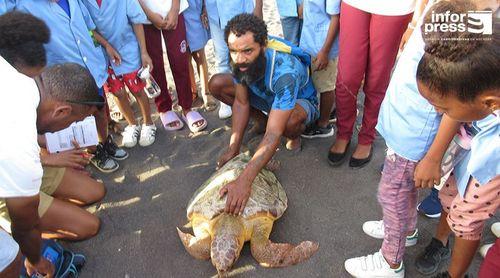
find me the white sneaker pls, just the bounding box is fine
[363,220,418,247]
[492,222,500,238]
[218,102,232,119]
[479,243,494,258]
[344,250,404,278]
[122,125,140,148]
[139,124,156,147]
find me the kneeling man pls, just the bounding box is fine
[210,13,319,215]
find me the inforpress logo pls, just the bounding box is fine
[424,10,493,39]
[467,11,493,34]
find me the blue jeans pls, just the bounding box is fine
[280,17,302,45]
[208,20,231,74]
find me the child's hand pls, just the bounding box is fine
[297,4,303,19]
[105,44,121,65]
[41,149,93,170]
[414,156,441,188]
[150,13,166,29]
[141,52,153,71]
[313,50,329,71]
[164,10,179,30]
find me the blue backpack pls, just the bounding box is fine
[266,36,312,93]
[21,239,86,278]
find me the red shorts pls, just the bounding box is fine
[105,66,145,94]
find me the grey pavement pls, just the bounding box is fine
[70,110,495,278]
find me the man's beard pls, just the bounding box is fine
[231,49,266,86]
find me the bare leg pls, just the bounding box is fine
[135,90,154,125]
[39,198,100,241]
[113,89,137,126]
[51,168,105,206]
[192,49,215,109]
[187,52,198,101]
[435,211,452,245]
[94,107,109,143]
[448,238,480,277]
[318,90,335,128]
[283,104,308,151]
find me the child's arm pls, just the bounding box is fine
[399,0,429,51]
[201,0,208,28]
[314,13,340,71]
[92,30,122,65]
[164,0,180,30]
[132,24,153,71]
[254,0,263,19]
[414,114,461,188]
[138,0,166,29]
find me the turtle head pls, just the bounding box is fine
[210,214,244,274]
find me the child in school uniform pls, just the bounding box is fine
[183,0,216,111]
[205,0,262,119]
[275,0,303,45]
[343,1,468,277]
[81,0,157,148]
[139,0,207,133]
[14,0,128,173]
[299,0,340,139]
[414,1,499,277]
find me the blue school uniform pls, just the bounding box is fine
[276,0,302,17]
[454,113,500,196]
[205,0,254,29]
[183,0,210,52]
[299,0,340,59]
[376,26,442,162]
[0,0,15,15]
[81,0,148,76]
[14,0,108,88]
[205,0,254,73]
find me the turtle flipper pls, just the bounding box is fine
[250,223,319,267]
[177,227,211,260]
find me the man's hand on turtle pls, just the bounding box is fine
[216,149,238,170]
[219,178,251,215]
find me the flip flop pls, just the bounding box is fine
[160,110,184,131]
[183,110,207,133]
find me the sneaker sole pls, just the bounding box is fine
[111,153,129,161]
[301,129,334,139]
[417,207,442,219]
[91,163,119,173]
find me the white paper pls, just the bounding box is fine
[143,0,189,19]
[45,116,99,153]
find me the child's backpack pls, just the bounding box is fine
[265,36,312,93]
[21,239,86,278]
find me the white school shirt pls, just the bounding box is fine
[343,0,416,16]
[0,57,43,198]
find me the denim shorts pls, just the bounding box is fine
[250,96,319,126]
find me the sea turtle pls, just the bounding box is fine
[177,153,319,275]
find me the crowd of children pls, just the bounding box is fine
[0,0,498,277]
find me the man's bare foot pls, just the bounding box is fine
[329,138,349,154]
[286,138,301,152]
[352,144,372,159]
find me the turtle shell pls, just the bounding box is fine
[187,153,288,220]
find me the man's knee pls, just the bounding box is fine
[285,110,307,134]
[208,74,232,99]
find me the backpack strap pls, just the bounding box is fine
[267,49,277,94]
